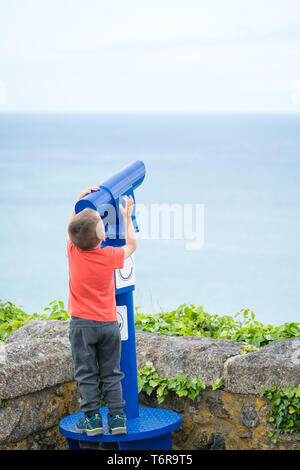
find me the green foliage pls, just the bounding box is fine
[0,299,69,341]
[212,377,224,390]
[135,304,300,347]
[239,344,260,355]
[2,299,299,349]
[0,399,10,409]
[137,364,206,404]
[260,385,300,442]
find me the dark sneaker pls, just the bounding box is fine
[107,413,127,435]
[75,413,104,436]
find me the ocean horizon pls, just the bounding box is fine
[0,112,299,326]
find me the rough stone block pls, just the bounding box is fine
[224,338,300,394]
[1,321,74,399]
[135,330,245,386]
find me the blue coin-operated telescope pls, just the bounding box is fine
[59,161,181,450]
[75,160,145,240]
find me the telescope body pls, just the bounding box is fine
[75,160,145,238]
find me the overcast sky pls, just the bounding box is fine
[0,0,300,112]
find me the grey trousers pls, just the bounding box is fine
[69,317,125,416]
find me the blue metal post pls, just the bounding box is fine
[117,291,139,419]
[101,237,139,420]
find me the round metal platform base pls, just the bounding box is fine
[59,406,182,450]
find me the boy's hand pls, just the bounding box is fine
[76,186,100,202]
[119,195,134,219]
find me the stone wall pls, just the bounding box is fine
[0,320,80,450]
[0,320,299,450]
[136,331,300,450]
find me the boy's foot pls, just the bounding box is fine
[75,413,104,436]
[107,413,127,435]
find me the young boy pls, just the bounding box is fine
[67,186,136,436]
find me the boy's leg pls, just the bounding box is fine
[69,324,101,417]
[97,321,125,415]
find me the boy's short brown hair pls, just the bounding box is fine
[68,209,104,250]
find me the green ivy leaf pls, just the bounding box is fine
[212,378,223,390]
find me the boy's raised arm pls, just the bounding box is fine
[119,195,137,259]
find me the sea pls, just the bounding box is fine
[0,112,299,326]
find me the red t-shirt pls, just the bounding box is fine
[67,239,125,321]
